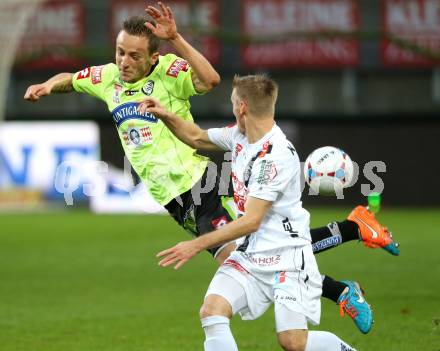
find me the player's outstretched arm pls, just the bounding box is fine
[145,2,220,93]
[24,73,74,102]
[138,97,221,151]
[157,197,272,269]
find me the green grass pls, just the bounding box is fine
[1,208,439,350]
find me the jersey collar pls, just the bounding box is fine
[248,123,279,149]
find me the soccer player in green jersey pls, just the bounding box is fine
[24,2,398,334]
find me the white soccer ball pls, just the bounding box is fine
[304,146,354,196]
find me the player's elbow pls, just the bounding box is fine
[205,73,221,91]
[192,139,207,151]
[191,131,209,150]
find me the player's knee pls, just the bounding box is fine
[278,338,306,351]
[199,294,232,319]
[277,330,308,351]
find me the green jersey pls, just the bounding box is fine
[72,54,209,205]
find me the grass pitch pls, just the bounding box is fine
[1,208,439,350]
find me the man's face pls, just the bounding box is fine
[231,89,246,134]
[115,30,158,83]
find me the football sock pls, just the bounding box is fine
[305,331,357,351]
[321,275,348,303]
[310,220,359,254]
[201,315,238,351]
[338,219,360,242]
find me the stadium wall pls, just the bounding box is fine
[98,118,440,207]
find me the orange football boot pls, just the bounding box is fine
[348,206,400,255]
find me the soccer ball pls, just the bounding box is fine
[304,146,354,196]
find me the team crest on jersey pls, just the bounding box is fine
[166,58,189,77]
[142,80,155,95]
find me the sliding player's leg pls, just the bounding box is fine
[310,206,400,256]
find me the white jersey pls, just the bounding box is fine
[208,123,311,271]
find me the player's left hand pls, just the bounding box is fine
[138,97,168,118]
[145,2,178,40]
[157,240,202,269]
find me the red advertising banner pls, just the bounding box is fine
[16,0,85,70]
[110,0,220,65]
[381,0,440,67]
[241,0,360,68]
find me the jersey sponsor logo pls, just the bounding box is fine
[242,142,273,187]
[211,215,228,229]
[140,126,153,143]
[312,235,342,252]
[113,84,122,104]
[166,58,189,77]
[274,294,296,302]
[142,80,155,95]
[91,65,104,84]
[128,128,141,145]
[77,67,91,80]
[124,90,138,96]
[275,271,286,283]
[123,126,153,146]
[256,159,277,184]
[249,254,281,267]
[282,217,299,237]
[112,102,158,127]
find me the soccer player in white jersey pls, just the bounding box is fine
[25,1,398,334]
[140,75,358,351]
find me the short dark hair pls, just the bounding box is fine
[122,16,160,54]
[232,74,279,117]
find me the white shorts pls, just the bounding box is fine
[205,245,322,328]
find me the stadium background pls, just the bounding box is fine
[1,1,439,350]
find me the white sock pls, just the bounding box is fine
[305,331,357,351]
[201,315,238,351]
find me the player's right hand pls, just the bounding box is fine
[157,240,202,270]
[24,84,51,102]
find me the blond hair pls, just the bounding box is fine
[232,74,278,117]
